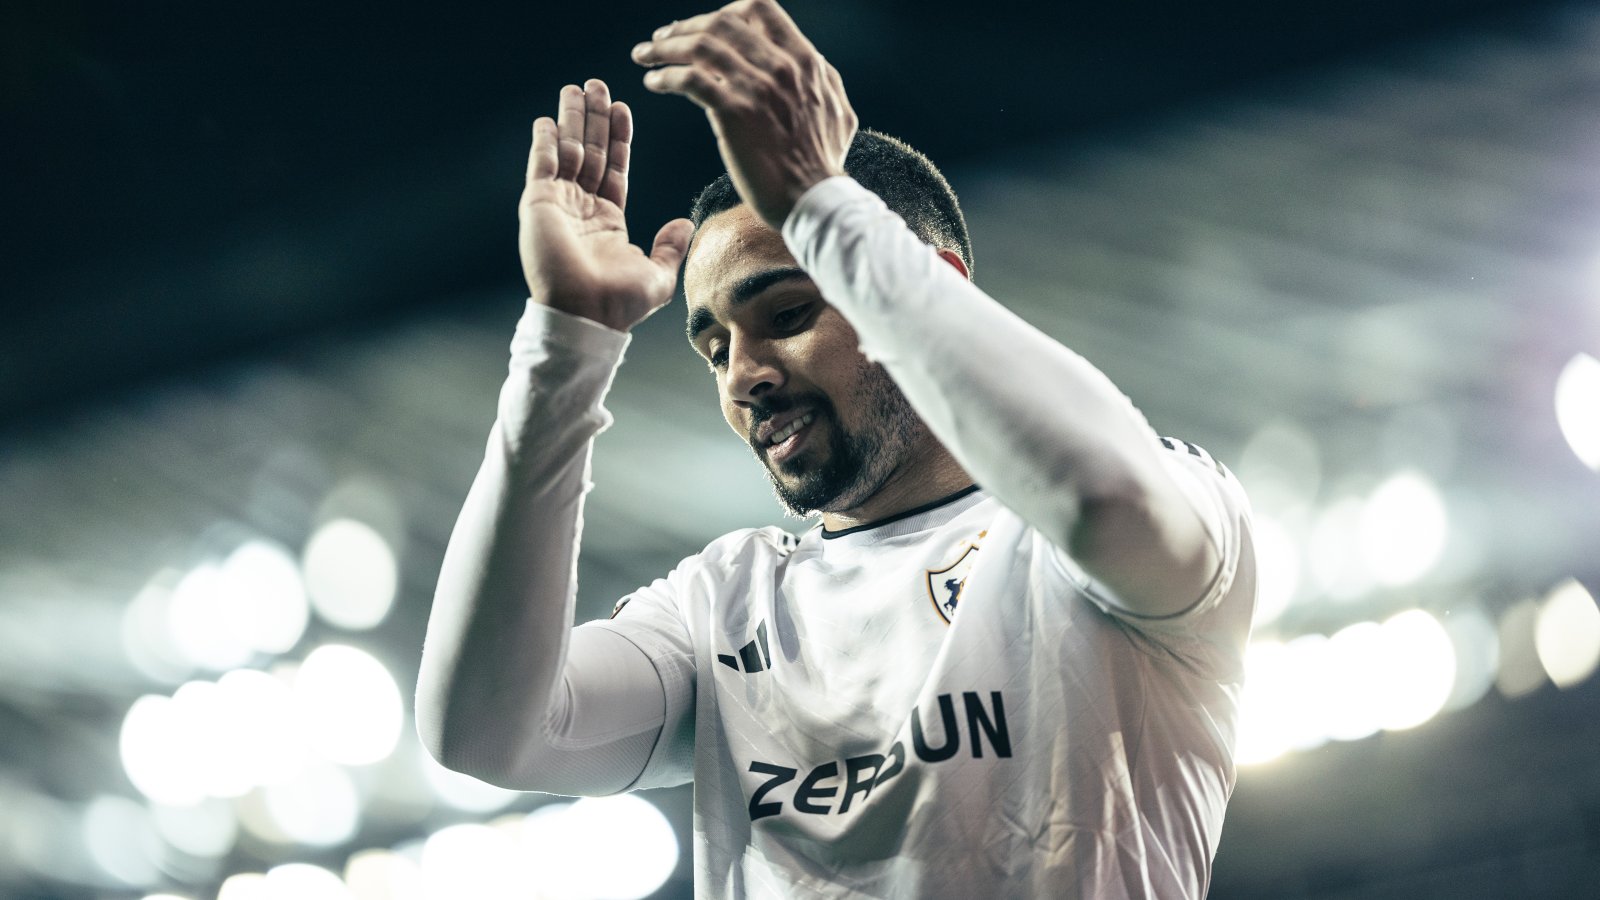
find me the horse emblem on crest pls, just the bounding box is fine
[925,542,979,624]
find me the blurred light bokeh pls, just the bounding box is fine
[4,1,1600,898]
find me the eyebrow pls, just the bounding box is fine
[685,267,811,344]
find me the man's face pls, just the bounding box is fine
[683,205,922,518]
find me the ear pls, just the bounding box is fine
[935,248,970,281]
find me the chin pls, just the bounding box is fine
[772,455,814,479]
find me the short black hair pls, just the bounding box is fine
[689,128,974,275]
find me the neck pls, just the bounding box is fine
[819,442,974,532]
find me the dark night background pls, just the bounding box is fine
[1,0,1569,420]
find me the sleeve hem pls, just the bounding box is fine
[513,300,632,362]
[1052,453,1241,626]
[585,619,696,791]
[781,175,875,260]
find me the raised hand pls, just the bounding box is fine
[632,0,857,231]
[520,79,694,332]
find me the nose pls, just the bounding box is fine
[726,334,785,406]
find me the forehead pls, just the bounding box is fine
[683,205,799,310]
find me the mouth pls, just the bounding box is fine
[761,411,817,465]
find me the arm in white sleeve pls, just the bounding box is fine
[783,177,1234,618]
[414,302,678,796]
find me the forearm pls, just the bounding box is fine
[784,180,1168,538]
[784,178,1217,611]
[415,302,660,790]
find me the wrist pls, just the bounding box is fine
[516,302,634,358]
[777,168,848,229]
[529,294,633,335]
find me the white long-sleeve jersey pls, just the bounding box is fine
[416,176,1257,900]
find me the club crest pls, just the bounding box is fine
[925,543,979,624]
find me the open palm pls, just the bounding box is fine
[519,79,693,332]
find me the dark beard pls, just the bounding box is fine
[751,359,921,518]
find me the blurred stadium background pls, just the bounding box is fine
[5,0,1600,897]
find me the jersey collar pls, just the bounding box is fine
[818,484,984,541]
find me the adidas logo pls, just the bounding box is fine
[718,620,773,673]
[1159,435,1229,478]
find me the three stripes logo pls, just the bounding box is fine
[1159,436,1230,479]
[718,620,773,674]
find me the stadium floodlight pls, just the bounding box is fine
[1359,471,1448,587]
[1249,514,1300,627]
[1374,609,1455,731]
[303,519,398,631]
[293,645,404,767]
[1535,578,1600,688]
[1555,353,1600,471]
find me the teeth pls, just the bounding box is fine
[768,413,815,446]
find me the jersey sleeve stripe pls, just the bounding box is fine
[1158,435,1230,479]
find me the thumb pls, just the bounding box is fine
[649,218,695,277]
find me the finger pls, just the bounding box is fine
[635,15,780,70]
[650,11,718,42]
[555,84,586,180]
[527,117,558,182]
[576,78,611,194]
[642,65,731,110]
[634,30,770,85]
[599,101,632,211]
[644,6,771,51]
[649,218,695,279]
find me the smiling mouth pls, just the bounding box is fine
[761,411,819,466]
[766,412,815,447]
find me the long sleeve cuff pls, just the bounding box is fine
[498,302,633,455]
[511,301,632,367]
[781,176,928,364]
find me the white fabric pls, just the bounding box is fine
[415,303,673,796]
[416,176,1256,900]
[598,474,1252,900]
[779,177,1193,563]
